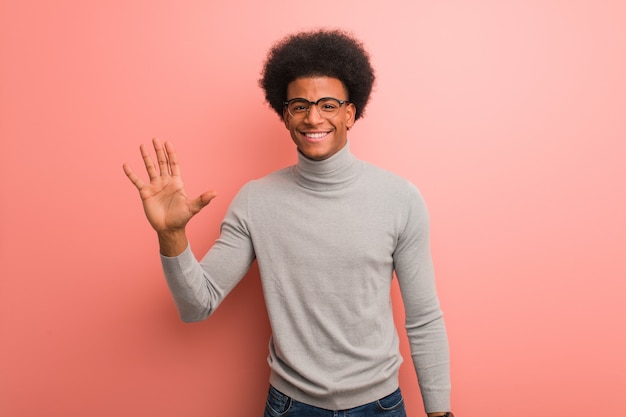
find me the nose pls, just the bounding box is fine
[303,103,324,124]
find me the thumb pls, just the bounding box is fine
[190,191,217,214]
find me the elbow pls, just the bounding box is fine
[406,308,445,333]
[169,280,221,323]
[176,303,212,323]
[179,313,204,323]
[179,310,210,323]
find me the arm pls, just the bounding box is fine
[393,186,452,414]
[161,186,257,322]
[124,139,255,321]
[123,138,220,320]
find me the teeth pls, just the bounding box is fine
[305,132,327,138]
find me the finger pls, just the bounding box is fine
[152,138,170,176]
[123,163,146,190]
[164,140,182,177]
[140,143,159,180]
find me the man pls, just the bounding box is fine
[124,29,453,417]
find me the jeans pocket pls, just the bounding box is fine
[264,386,293,417]
[376,388,405,412]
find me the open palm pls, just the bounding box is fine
[123,138,216,233]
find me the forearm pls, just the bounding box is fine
[159,209,256,322]
[160,245,214,322]
[410,314,451,412]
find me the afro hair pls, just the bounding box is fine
[259,29,375,121]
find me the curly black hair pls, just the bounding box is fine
[259,29,376,121]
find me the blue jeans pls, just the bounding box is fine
[263,385,407,417]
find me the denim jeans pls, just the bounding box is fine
[263,385,407,417]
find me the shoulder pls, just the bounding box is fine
[232,165,295,202]
[361,161,424,200]
[244,165,293,189]
[359,161,430,227]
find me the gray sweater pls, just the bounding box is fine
[161,143,450,412]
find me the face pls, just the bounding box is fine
[283,77,356,161]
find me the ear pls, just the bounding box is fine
[345,103,356,129]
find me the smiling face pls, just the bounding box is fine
[283,77,356,161]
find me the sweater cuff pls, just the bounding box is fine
[422,389,451,414]
[160,243,194,275]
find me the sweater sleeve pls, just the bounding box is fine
[160,184,256,322]
[393,185,451,413]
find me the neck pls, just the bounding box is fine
[293,142,362,191]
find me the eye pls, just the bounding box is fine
[319,99,340,112]
[289,100,309,113]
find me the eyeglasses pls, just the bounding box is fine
[283,97,350,119]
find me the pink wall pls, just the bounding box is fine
[1,1,624,416]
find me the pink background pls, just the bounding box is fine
[1,1,625,416]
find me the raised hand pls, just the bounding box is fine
[123,138,216,255]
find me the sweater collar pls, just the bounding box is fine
[293,142,362,191]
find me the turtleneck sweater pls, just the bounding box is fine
[160,143,450,412]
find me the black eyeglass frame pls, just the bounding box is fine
[283,97,350,119]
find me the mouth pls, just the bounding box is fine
[300,131,330,142]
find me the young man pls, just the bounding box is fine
[124,29,453,417]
